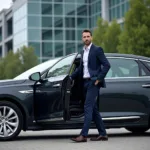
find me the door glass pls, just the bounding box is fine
[145,61,150,68]
[106,58,139,78]
[46,54,76,78]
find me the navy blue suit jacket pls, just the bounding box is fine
[71,44,111,88]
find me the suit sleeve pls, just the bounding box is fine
[97,47,111,81]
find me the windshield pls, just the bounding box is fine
[14,57,62,80]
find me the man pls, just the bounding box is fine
[70,29,110,142]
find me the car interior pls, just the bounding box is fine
[68,57,85,118]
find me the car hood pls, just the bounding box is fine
[0,79,26,86]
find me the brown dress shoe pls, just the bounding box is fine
[71,135,87,142]
[90,135,108,141]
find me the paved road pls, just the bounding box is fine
[0,128,150,150]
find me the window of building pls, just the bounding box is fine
[54,43,63,57]
[54,0,63,2]
[42,16,53,28]
[121,3,126,17]
[28,16,41,28]
[55,30,63,40]
[29,42,41,57]
[66,43,75,55]
[65,0,76,3]
[54,17,63,28]
[28,29,41,41]
[6,41,13,51]
[116,5,120,19]
[77,4,88,16]
[54,4,63,15]
[64,4,75,16]
[77,17,88,28]
[28,2,41,15]
[109,0,130,21]
[42,3,53,15]
[7,18,12,37]
[77,30,83,41]
[66,30,75,41]
[65,17,75,28]
[30,0,41,2]
[42,29,53,40]
[41,0,52,2]
[77,43,83,52]
[42,42,53,57]
[77,0,89,3]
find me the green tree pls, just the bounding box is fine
[19,46,38,71]
[0,46,38,79]
[0,50,22,79]
[104,20,121,53]
[118,0,150,56]
[0,58,5,79]
[92,18,109,49]
[92,18,121,53]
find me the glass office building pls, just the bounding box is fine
[27,0,90,62]
[0,0,129,62]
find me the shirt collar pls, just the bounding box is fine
[83,43,92,51]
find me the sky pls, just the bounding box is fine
[0,0,12,11]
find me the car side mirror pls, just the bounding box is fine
[29,72,41,81]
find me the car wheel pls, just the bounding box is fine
[0,101,23,141]
[125,127,149,133]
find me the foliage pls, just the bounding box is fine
[117,0,150,57]
[19,46,38,71]
[0,46,38,79]
[92,18,121,53]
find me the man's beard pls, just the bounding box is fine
[84,40,91,46]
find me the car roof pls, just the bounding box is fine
[105,53,150,60]
[77,53,150,61]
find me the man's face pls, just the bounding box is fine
[82,32,92,46]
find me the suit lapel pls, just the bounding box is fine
[88,44,94,63]
[81,50,84,60]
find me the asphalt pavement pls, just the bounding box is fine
[0,128,150,150]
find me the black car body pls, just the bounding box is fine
[0,53,150,141]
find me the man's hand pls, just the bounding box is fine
[95,80,100,85]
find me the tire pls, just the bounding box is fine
[0,101,23,141]
[125,127,149,133]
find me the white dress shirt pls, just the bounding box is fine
[83,43,92,78]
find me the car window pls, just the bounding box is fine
[14,57,62,80]
[106,58,140,78]
[145,61,150,68]
[46,54,76,78]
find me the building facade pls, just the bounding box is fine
[0,0,129,62]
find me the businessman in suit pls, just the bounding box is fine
[70,29,110,142]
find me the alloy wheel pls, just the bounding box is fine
[0,106,19,138]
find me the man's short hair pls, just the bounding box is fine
[82,29,92,36]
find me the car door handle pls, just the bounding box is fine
[142,84,150,88]
[52,83,60,88]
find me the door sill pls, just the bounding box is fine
[36,117,64,123]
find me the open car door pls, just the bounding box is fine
[33,54,78,123]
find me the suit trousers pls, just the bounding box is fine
[80,79,107,137]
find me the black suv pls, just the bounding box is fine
[0,53,150,141]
